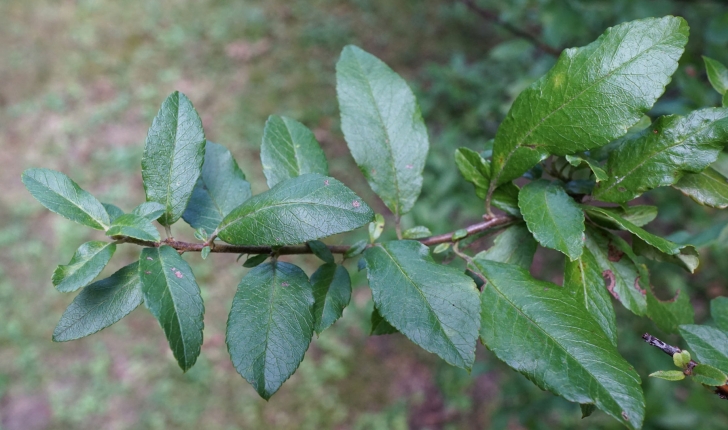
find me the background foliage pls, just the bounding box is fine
[3,0,728,428]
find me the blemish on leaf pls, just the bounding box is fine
[405,164,413,169]
[324,179,329,186]
[621,411,629,421]
[174,270,183,279]
[146,257,153,261]
[635,277,646,296]
[602,270,620,300]
[607,242,623,262]
[145,271,151,275]
[281,282,289,287]
[353,200,361,208]
[652,129,658,134]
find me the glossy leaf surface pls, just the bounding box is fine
[106,213,161,242]
[674,167,728,209]
[52,241,116,293]
[475,223,536,270]
[310,263,351,334]
[704,56,728,95]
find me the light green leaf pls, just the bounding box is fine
[369,213,385,243]
[454,147,521,216]
[646,289,694,334]
[649,370,685,381]
[344,240,368,259]
[712,297,728,332]
[311,263,351,334]
[182,141,252,234]
[585,205,657,229]
[474,260,644,428]
[52,241,116,293]
[261,115,328,188]
[22,168,110,230]
[565,155,608,182]
[585,226,647,316]
[674,351,691,368]
[692,364,728,386]
[336,45,429,217]
[106,214,161,242]
[132,202,166,221]
[491,17,688,186]
[201,246,210,260]
[364,240,480,369]
[307,240,335,264]
[140,246,204,372]
[142,91,206,226]
[402,226,431,239]
[679,324,728,375]
[704,56,728,95]
[226,262,314,400]
[519,180,584,261]
[475,223,536,270]
[563,246,618,346]
[595,108,728,203]
[217,174,373,246]
[674,167,728,209]
[370,307,398,335]
[53,262,143,342]
[103,203,124,223]
[433,243,450,254]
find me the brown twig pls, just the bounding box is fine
[459,0,562,57]
[113,215,515,255]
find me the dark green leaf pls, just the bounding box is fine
[475,223,536,270]
[132,202,166,221]
[585,205,657,229]
[370,307,398,335]
[140,246,204,372]
[261,115,328,188]
[357,258,366,272]
[454,148,521,216]
[633,236,699,273]
[564,246,618,346]
[704,56,728,95]
[226,262,314,400]
[649,370,685,381]
[491,17,688,186]
[337,45,429,217]
[565,155,608,182]
[585,226,647,316]
[307,240,335,264]
[692,364,728,386]
[217,174,373,246]
[53,262,143,342]
[103,203,125,223]
[22,168,110,230]
[345,240,368,259]
[474,260,644,428]
[243,254,268,268]
[142,91,206,226]
[519,180,584,261]
[646,289,694,334]
[183,141,252,234]
[402,226,432,239]
[580,404,597,418]
[679,324,728,375]
[595,108,728,203]
[364,240,480,369]
[712,297,728,332]
[106,214,161,242]
[52,241,116,293]
[674,167,728,209]
[311,263,351,334]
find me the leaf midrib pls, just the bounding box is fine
[27,172,108,229]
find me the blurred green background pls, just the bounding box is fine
[2,0,728,428]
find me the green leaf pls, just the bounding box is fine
[370,307,398,335]
[564,246,618,346]
[712,297,728,332]
[475,223,536,270]
[194,227,208,241]
[261,115,329,188]
[580,403,597,418]
[364,240,480,369]
[182,141,252,234]
[103,203,124,223]
[307,240,335,264]
[140,246,205,372]
[142,91,206,226]
[692,364,728,386]
[53,262,143,342]
[226,262,314,400]
[585,205,658,229]
[52,241,116,293]
[345,240,368,259]
[106,214,161,242]
[403,226,431,239]
[217,174,373,246]
[649,370,685,381]
[674,351,690,368]
[474,260,644,428]
[336,45,429,217]
[200,246,210,260]
[454,148,521,216]
[674,167,728,209]
[585,206,698,273]
[368,213,385,243]
[519,180,584,261]
[311,263,351,334]
[704,56,728,95]
[490,17,688,186]
[595,108,728,203]
[585,227,647,316]
[22,168,110,230]
[646,289,694,334]
[724,93,728,108]
[132,202,166,221]
[433,243,450,254]
[243,254,268,268]
[679,324,728,374]
[565,155,608,182]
